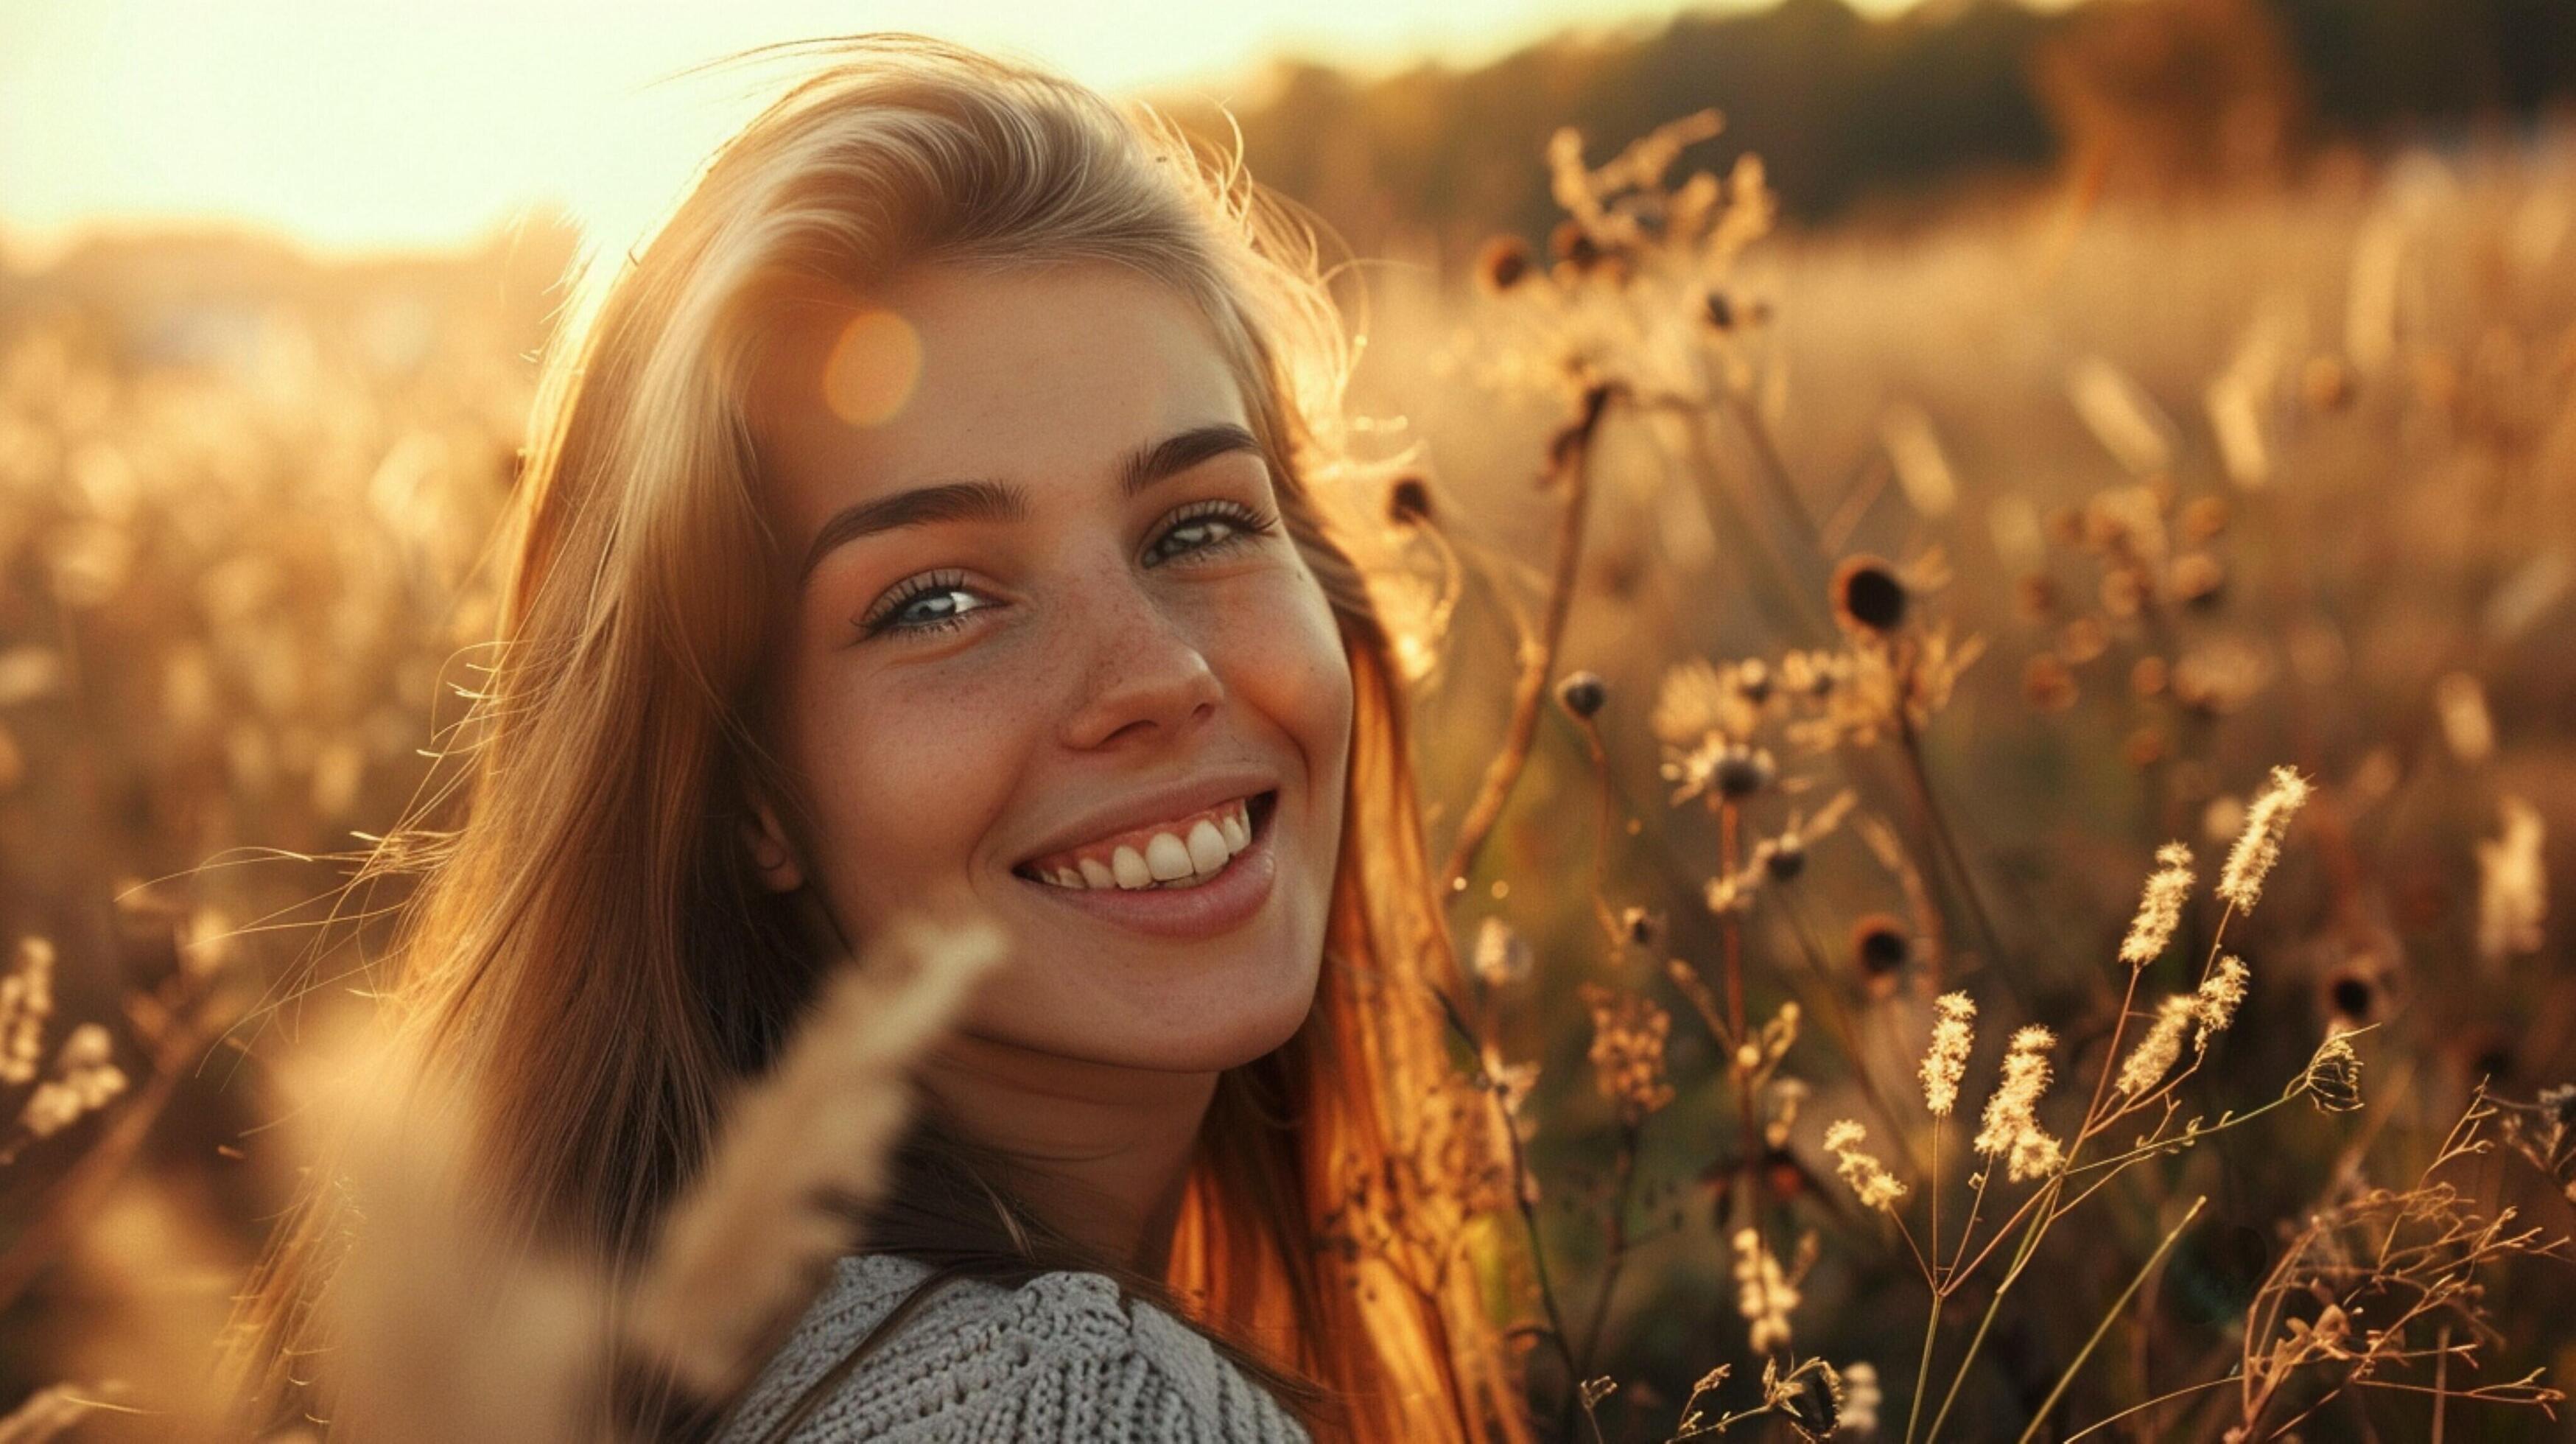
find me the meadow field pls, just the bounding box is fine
[1,101,2571,1440]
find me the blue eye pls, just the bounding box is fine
[857,569,988,640]
[1144,499,1275,565]
[855,500,1280,642]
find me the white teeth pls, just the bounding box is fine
[1186,819,1229,874]
[1026,793,1265,891]
[1112,844,1152,889]
[1144,833,1195,881]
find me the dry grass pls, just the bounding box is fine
[1,100,2572,1443]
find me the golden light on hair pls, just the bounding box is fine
[821,308,924,427]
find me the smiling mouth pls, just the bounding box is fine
[1009,789,1282,892]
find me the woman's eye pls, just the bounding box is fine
[1146,500,1275,566]
[857,570,991,641]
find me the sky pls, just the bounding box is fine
[0,0,1936,257]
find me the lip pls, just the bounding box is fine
[1008,771,1281,869]
[1011,790,1279,939]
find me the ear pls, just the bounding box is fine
[739,792,806,894]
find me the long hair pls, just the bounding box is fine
[222,34,1534,1444]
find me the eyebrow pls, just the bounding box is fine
[796,422,1266,592]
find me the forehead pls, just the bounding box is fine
[745,261,1252,526]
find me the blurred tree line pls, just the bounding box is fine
[1163,0,2576,258]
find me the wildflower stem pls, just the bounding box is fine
[1923,1175,2064,1444]
[2014,1196,2206,1443]
[1424,984,1587,1429]
[1903,1289,1941,1444]
[1439,381,1610,900]
[1904,1121,1942,1444]
[2061,1092,2300,1179]
[2061,1375,2241,1441]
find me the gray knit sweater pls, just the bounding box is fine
[715,1252,1316,1443]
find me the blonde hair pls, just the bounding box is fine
[224,33,1534,1444]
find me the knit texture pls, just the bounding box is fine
[715,1253,1316,1443]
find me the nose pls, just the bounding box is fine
[1056,569,1224,751]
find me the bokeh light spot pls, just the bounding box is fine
[822,309,923,427]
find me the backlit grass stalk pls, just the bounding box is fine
[1439,379,1616,900]
[2014,1196,2205,1444]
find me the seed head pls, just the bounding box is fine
[1731,1227,1799,1355]
[1713,743,1776,799]
[1475,235,1535,295]
[1556,670,1607,721]
[1822,1118,1908,1212]
[1919,992,1976,1116]
[2300,1031,2365,1112]
[2192,955,2250,1046]
[1975,1026,2062,1181]
[1,936,57,1087]
[1831,555,1909,635]
[2217,765,2311,912]
[2115,995,2196,1098]
[2119,843,2195,966]
[1761,834,1807,882]
[1852,916,1910,982]
[1549,218,1603,273]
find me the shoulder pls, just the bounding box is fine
[715,1252,1313,1444]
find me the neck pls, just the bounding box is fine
[915,1030,1217,1277]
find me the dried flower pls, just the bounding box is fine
[11,1023,126,1150]
[1556,670,1607,721]
[1732,1226,1799,1354]
[1761,834,1807,881]
[2217,765,2311,912]
[1839,1361,1882,1434]
[2301,1031,2366,1113]
[1823,1119,1908,1211]
[1920,992,1976,1116]
[1578,983,1677,1124]
[1852,915,1911,984]
[1619,905,1664,950]
[1,936,55,1087]
[1713,743,1777,799]
[2120,843,2195,966]
[1663,732,1775,805]
[1831,555,1910,634]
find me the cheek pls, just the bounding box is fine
[1227,570,1352,790]
[787,662,1036,916]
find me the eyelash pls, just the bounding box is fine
[855,499,1279,642]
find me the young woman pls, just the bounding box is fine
[225,33,1537,1444]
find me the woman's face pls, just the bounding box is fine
[741,260,1353,1072]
